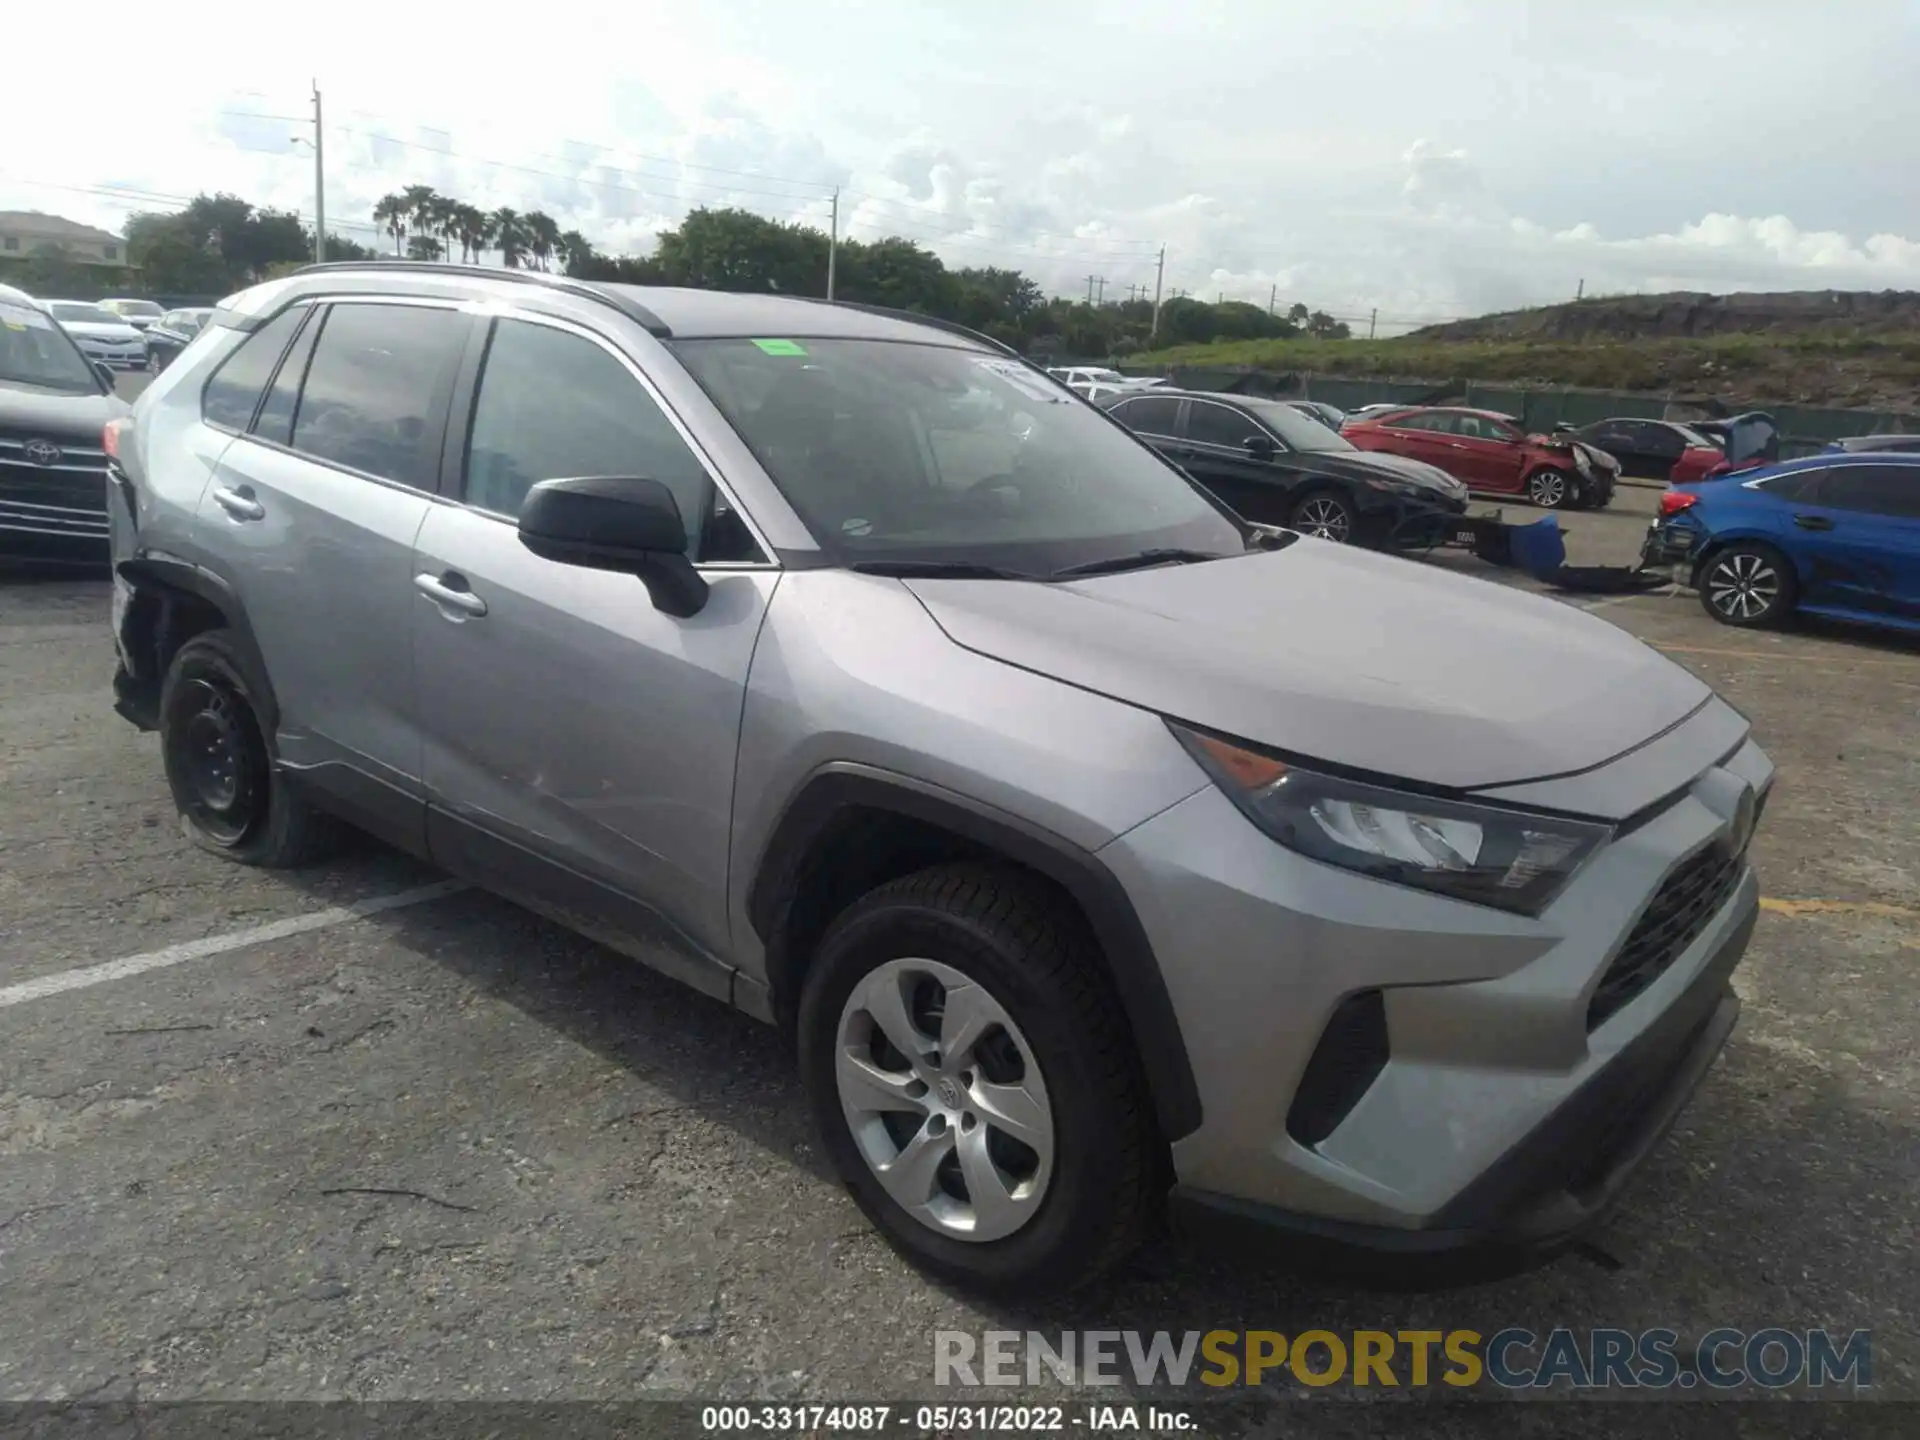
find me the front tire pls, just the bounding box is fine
[798,863,1156,1297]
[159,630,342,866]
[1525,467,1572,508]
[1697,543,1796,628]
[1288,489,1357,543]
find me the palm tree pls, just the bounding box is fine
[372,194,409,256]
[491,207,525,268]
[407,233,444,261]
[523,210,560,272]
[456,205,493,266]
[427,195,462,264]
[557,229,592,277]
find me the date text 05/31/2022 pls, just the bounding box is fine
[699,1404,1194,1432]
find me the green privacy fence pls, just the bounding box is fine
[1152,367,1920,458]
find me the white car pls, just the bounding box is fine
[1046,365,1167,397]
[43,300,148,371]
[98,297,167,332]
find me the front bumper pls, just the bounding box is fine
[1171,900,1750,1286]
[1641,516,1704,569]
[1099,719,1771,1282]
[1368,491,1469,550]
[78,345,147,372]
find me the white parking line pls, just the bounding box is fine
[0,880,467,1010]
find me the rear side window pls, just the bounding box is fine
[201,306,305,432]
[1820,464,1920,519]
[463,318,721,555]
[289,303,467,490]
[1389,411,1445,433]
[251,305,321,447]
[1110,395,1181,434]
[1759,469,1824,503]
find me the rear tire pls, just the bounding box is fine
[798,862,1156,1297]
[1525,467,1572,508]
[159,630,342,867]
[1697,542,1796,628]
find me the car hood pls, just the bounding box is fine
[905,545,1711,791]
[0,380,127,436]
[1302,448,1468,499]
[61,321,143,342]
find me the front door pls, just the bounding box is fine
[197,298,472,829]
[1445,412,1528,492]
[411,312,777,992]
[1179,398,1300,523]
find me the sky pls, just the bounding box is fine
[4,0,1917,333]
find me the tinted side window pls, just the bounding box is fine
[464,319,723,557]
[290,303,467,489]
[251,305,320,447]
[201,306,305,431]
[1187,401,1262,448]
[1638,423,1684,459]
[1760,470,1824,504]
[1112,395,1181,434]
[1821,465,1920,518]
[1390,412,1445,433]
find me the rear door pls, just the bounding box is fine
[198,297,473,841]
[1795,464,1920,621]
[410,310,778,984]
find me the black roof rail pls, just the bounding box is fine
[795,297,1022,358]
[290,261,671,337]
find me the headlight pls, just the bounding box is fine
[1170,724,1612,914]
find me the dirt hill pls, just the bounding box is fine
[1411,290,1920,343]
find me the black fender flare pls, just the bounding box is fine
[746,769,1202,1141]
[116,553,279,731]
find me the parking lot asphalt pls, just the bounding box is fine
[2,486,1916,1425]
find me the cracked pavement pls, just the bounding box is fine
[2,495,1916,1430]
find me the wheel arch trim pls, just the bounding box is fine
[745,765,1203,1140]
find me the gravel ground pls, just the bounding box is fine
[1,488,1915,1433]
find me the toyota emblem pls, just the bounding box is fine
[23,439,63,466]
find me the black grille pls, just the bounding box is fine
[1588,843,1745,1029]
[1287,989,1389,1147]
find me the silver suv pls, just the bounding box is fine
[107,264,1769,1295]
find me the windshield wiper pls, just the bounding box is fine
[1046,548,1227,581]
[849,559,1039,581]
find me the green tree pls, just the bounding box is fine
[372,194,409,255]
[491,207,526,267]
[557,229,593,276]
[523,210,561,271]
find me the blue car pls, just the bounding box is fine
[1642,452,1920,633]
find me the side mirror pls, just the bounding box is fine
[517,476,709,618]
[1243,433,1276,459]
[94,361,118,391]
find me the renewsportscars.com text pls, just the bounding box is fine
[934,1328,1872,1391]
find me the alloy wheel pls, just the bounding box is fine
[1527,470,1568,507]
[1705,552,1781,622]
[1294,496,1353,542]
[834,957,1054,1243]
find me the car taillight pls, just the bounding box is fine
[1659,488,1700,516]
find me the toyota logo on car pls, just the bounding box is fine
[23,439,63,466]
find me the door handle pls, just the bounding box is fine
[1793,514,1835,531]
[414,572,488,616]
[211,485,264,521]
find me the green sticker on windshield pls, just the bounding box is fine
[752,338,808,356]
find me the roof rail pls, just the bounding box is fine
[290,261,671,337]
[796,297,1021,358]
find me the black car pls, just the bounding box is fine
[144,308,214,373]
[1573,416,1731,482]
[1,283,130,564]
[1103,388,1469,547]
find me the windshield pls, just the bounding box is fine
[166,309,210,334]
[1234,397,1359,452]
[112,300,164,317]
[1081,368,1125,383]
[48,302,119,326]
[0,300,101,392]
[672,338,1246,572]
[1674,424,1717,449]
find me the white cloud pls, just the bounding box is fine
[3,0,1916,327]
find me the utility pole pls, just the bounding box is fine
[1268,284,1276,315]
[1150,245,1165,341]
[1093,276,1107,305]
[311,81,326,262]
[1576,277,1585,301]
[827,188,839,300]
[1369,308,1378,340]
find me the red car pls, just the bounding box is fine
[1341,406,1619,509]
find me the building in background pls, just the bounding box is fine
[0,211,131,273]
